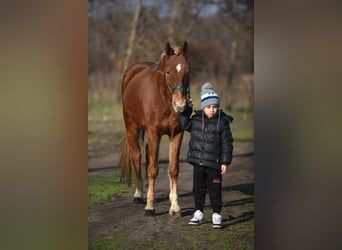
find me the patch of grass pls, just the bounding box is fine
[88,100,124,125]
[88,100,121,116]
[88,101,125,162]
[233,128,254,148]
[88,172,129,208]
[227,110,254,121]
[88,227,131,250]
[89,238,122,250]
[233,128,254,140]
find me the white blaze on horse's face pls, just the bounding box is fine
[176,64,182,72]
[171,66,187,112]
[167,58,187,113]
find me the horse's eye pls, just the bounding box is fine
[166,71,170,75]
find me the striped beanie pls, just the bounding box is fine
[200,82,220,109]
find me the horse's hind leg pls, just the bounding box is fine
[126,124,144,204]
[168,131,183,217]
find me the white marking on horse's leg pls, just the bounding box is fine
[169,179,180,213]
[145,169,156,211]
[145,182,155,210]
[168,133,182,215]
[134,188,143,198]
[144,131,160,213]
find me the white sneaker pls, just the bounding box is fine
[188,210,204,225]
[212,213,223,228]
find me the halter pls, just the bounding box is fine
[165,74,191,98]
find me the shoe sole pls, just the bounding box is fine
[212,224,223,229]
[188,220,203,225]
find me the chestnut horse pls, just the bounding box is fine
[120,41,190,216]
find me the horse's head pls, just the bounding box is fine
[163,41,190,113]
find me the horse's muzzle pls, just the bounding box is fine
[172,101,186,112]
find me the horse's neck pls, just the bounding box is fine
[155,59,165,71]
[151,60,166,80]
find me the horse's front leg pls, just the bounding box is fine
[168,131,183,216]
[144,132,160,216]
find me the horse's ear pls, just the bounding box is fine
[182,41,188,55]
[165,42,173,56]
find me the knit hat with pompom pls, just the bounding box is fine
[200,82,220,109]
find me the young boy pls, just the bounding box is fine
[179,82,233,228]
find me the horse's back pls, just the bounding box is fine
[122,62,156,93]
[122,61,167,126]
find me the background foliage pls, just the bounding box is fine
[88,0,253,111]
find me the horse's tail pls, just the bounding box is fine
[119,129,145,187]
[119,132,132,186]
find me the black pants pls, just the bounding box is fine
[192,164,222,214]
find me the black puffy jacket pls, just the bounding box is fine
[179,105,234,170]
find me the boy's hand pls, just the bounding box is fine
[221,164,227,175]
[186,98,193,108]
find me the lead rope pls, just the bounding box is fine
[187,83,191,99]
[202,111,204,132]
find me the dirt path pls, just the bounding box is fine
[88,134,254,248]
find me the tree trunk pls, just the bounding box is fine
[228,39,237,86]
[168,0,182,45]
[122,0,142,72]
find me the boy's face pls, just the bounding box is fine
[203,104,218,119]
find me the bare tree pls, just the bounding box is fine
[167,0,182,45]
[122,0,142,72]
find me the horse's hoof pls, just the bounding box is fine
[144,209,155,217]
[168,210,181,217]
[133,197,145,204]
